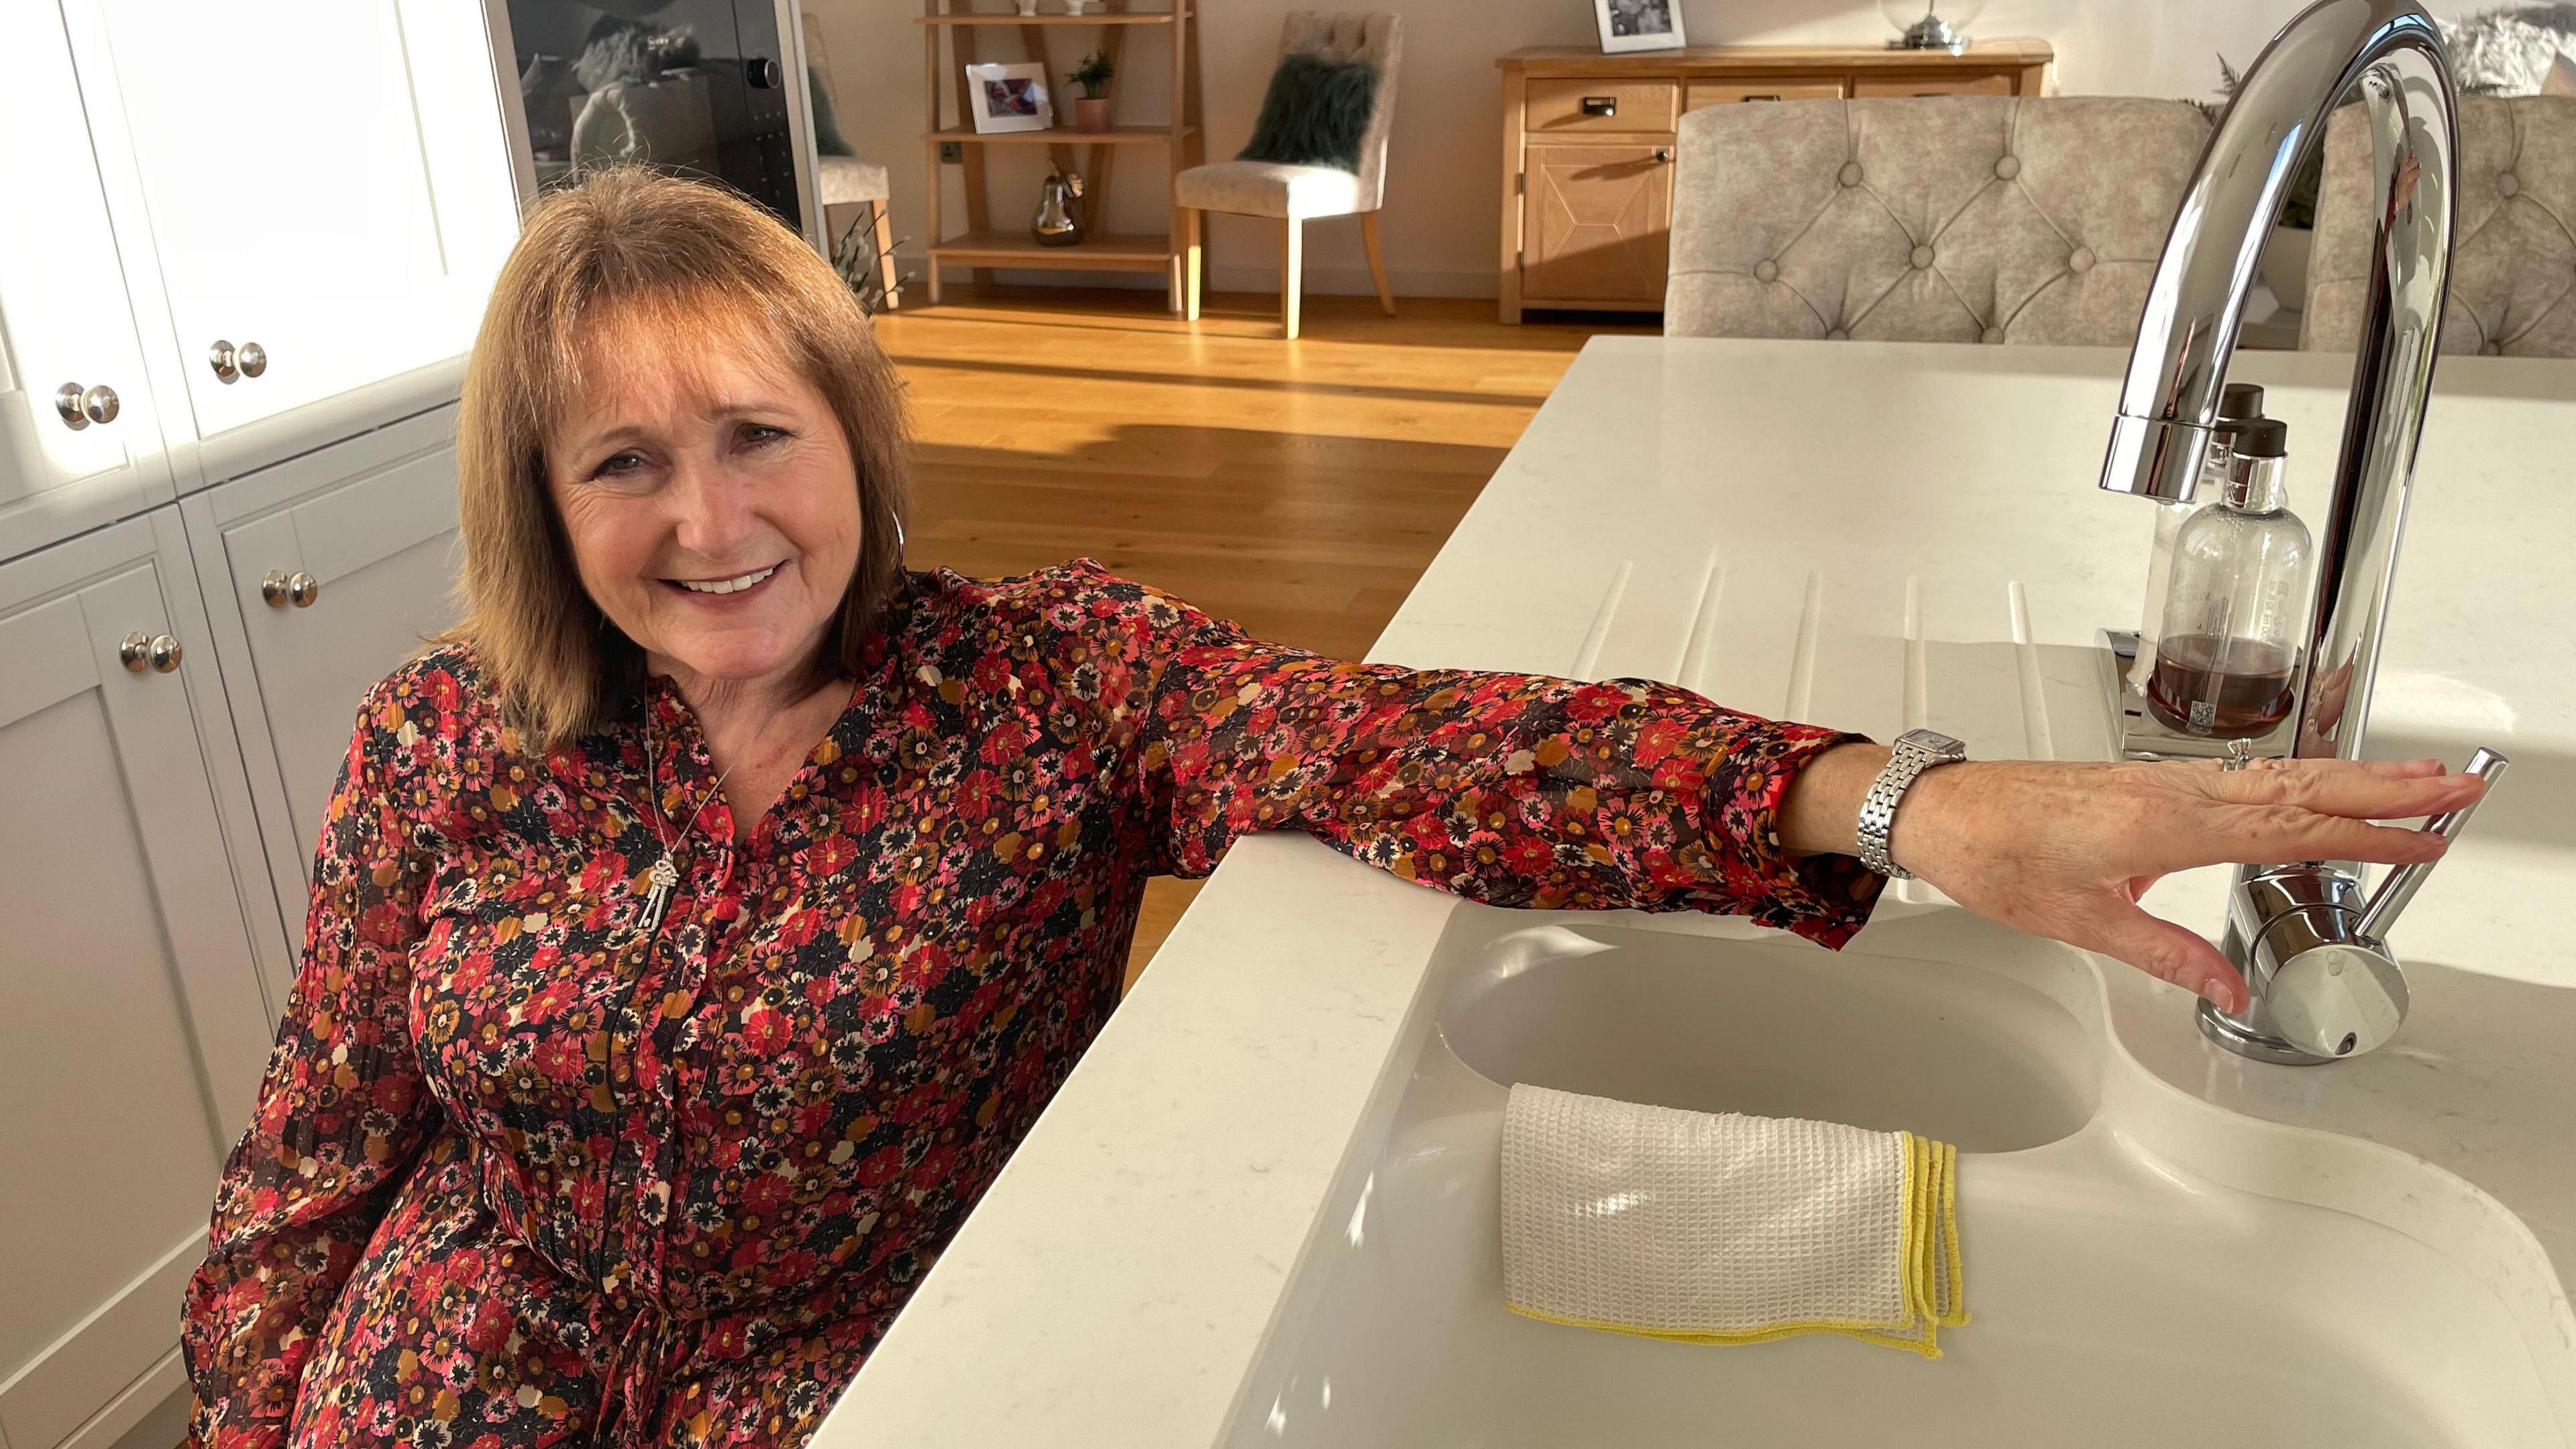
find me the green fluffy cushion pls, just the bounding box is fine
[1237,54,1377,172]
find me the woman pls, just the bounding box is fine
[182,170,2477,1449]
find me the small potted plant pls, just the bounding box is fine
[1068,50,1115,133]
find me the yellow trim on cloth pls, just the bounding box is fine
[1494,1083,1968,1350]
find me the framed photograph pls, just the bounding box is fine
[1593,0,1686,53]
[964,61,1055,133]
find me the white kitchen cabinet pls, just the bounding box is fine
[0,513,276,1449]
[0,2,177,563]
[56,0,519,487]
[184,406,464,966]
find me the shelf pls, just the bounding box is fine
[927,231,1175,268]
[918,11,1182,23]
[926,125,1189,144]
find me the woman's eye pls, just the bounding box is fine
[592,449,648,479]
[739,423,790,448]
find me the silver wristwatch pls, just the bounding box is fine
[1856,729,1968,879]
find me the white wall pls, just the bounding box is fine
[808,0,2487,300]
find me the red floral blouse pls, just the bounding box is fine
[182,561,1878,1449]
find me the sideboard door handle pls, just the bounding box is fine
[1741,93,1783,102]
[1581,95,1617,116]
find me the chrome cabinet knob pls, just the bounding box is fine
[238,341,267,378]
[746,56,782,89]
[55,382,118,428]
[1653,147,1675,163]
[209,339,238,382]
[119,631,182,673]
[260,569,319,608]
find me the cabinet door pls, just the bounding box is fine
[0,1,174,562]
[1522,144,1674,305]
[0,521,272,1449]
[205,415,462,903]
[68,0,519,444]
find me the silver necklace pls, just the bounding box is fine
[637,722,735,941]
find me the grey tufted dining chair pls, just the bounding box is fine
[2304,95,2576,357]
[1665,96,2210,345]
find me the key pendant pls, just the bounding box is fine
[638,856,680,939]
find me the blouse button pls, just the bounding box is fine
[1754,258,1780,282]
[1994,154,2021,180]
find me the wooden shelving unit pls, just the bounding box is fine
[920,0,1205,307]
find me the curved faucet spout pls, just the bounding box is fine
[2096,0,2463,1065]
[2101,0,2454,767]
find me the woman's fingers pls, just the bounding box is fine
[2220,812,2452,866]
[2075,896,2247,1012]
[2207,759,2483,818]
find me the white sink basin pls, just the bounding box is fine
[1219,910,2571,1448]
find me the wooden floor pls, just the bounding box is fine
[876,286,1647,984]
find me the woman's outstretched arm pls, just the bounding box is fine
[1079,568,1884,946]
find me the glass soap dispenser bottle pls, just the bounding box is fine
[2130,382,2269,694]
[2146,416,2311,737]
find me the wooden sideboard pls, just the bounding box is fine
[1495,42,2057,321]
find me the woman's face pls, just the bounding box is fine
[547,313,862,692]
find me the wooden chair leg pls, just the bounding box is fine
[1280,215,1303,339]
[873,203,900,310]
[1359,210,1395,317]
[1182,207,1203,321]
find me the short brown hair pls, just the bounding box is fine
[451,167,910,749]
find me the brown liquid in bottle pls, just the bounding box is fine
[2146,634,2296,735]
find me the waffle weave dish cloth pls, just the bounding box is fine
[1501,1083,1967,1358]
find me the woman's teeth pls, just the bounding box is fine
[675,563,781,596]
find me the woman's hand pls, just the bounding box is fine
[1780,745,2487,1013]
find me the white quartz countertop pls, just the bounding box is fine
[819,338,2576,1446]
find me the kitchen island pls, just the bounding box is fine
[818,338,2576,1445]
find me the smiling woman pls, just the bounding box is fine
[453,171,908,762]
[176,168,2484,1449]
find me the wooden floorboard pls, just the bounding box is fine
[875,287,1648,987]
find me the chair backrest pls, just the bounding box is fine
[1280,11,1401,211]
[2303,94,2576,357]
[1665,96,2208,345]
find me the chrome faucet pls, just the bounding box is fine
[2097,0,2508,1064]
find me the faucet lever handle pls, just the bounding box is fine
[2357,747,2510,943]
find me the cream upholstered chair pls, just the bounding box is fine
[1175,11,1401,339]
[2304,95,2576,356]
[818,157,900,309]
[1666,96,2209,344]
[803,13,900,309]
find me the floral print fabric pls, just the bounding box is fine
[182,561,1878,1448]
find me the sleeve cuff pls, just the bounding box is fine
[1717,723,1884,949]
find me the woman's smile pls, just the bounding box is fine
[668,560,787,598]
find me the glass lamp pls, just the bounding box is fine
[1880,0,1985,51]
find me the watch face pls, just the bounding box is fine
[1900,728,1968,759]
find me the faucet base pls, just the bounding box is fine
[2098,629,2298,761]
[2196,998,2341,1066]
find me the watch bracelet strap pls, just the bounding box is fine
[1857,742,1945,879]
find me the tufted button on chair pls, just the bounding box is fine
[1664,96,2210,345]
[1175,11,1401,339]
[2304,95,2576,357]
